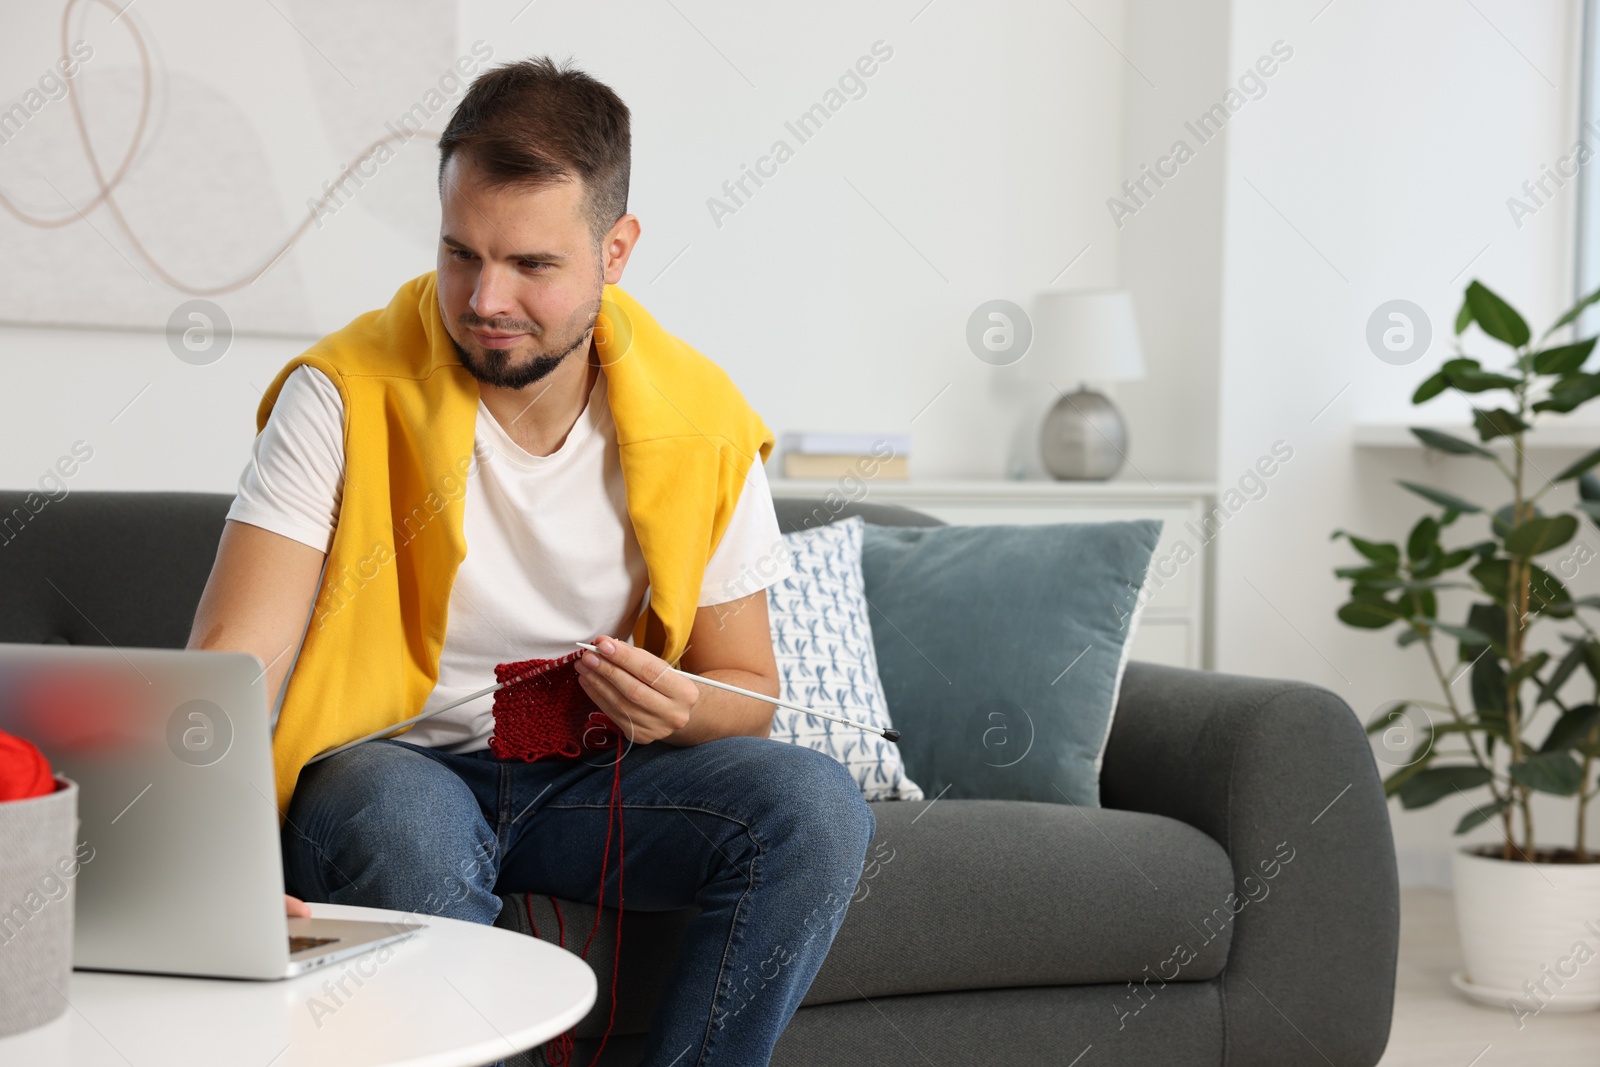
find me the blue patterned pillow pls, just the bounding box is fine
[766,516,922,801]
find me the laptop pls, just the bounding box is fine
[0,641,423,980]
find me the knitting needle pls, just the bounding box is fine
[575,642,901,743]
[305,671,536,765]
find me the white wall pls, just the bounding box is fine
[1116,0,1231,485]
[1213,0,1588,885]
[0,0,1129,492]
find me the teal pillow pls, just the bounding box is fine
[860,520,1161,807]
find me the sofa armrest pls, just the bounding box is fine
[1100,661,1398,1067]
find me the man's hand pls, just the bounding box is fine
[286,894,312,918]
[574,635,702,745]
[576,587,782,747]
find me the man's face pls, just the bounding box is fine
[436,154,607,390]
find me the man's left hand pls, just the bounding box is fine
[575,635,701,745]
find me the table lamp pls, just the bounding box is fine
[1024,289,1146,480]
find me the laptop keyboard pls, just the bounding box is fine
[290,935,340,954]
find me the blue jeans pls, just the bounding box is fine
[281,734,875,1067]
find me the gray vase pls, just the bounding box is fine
[1039,386,1128,480]
[0,777,80,1038]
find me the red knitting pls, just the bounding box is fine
[492,649,627,1067]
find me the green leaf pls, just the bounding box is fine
[1455,298,1474,336]
[1582,473,1600,501]
[1539,640,1588,703]
[1473,408,1529,441]
[1547,283,1600,335]
[1358,578,1473,594]
[1383,758,1433,798]
[1471,559,1570,611]
[1398,765,1494,809]
[1465,280,1531,347]
[1432,621,1497,646]
[1351,581,1401,599]
[1540,599,1579,620]
[1463,602,1508,655]
[1427,550,1472,575]
[1471,558,1509,602]
[1407,516,1440,561]
[1533,373,1600,413]
[1529,563,1573,611]
[1366,701,1412,734]
[1532,338,1596,375]
[1510,752,1585,795]
[1490,502,1528,540]
[1552,446,1600,483]
[1456,798,1509,834]
[1396,480,1482,514]
[1504,514,1578,556]
[1471,651,1508,717]
[1508,650,1551,687]
[1397,627,1423,647]
[1335,563,1398,581]
[1338,597,1403,629]
[1332,531,1401,564]
[1398,586,1438,620]
[1411,427,1495,457]
[1584,642,1600,692]
[1541,704,1600,753]
[1412,371,1449,404]
[1416,547,1479,578]
[1452,369,1523,393]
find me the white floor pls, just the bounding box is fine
[1378,889,1600,1065]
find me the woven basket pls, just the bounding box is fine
[0,776,80,1038]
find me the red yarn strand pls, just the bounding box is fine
[585,757,626,1066]
[492,651,628,1067]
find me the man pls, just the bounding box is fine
[188,57,874,1067]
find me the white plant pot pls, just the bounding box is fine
[1451,845,1600,1013]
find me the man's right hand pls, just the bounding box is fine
[286,893,312,918]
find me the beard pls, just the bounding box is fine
[449,293,601,390]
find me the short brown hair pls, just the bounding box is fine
[438,56,631,245]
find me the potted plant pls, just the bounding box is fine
[1332,279,1600,1014]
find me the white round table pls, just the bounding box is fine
[0,902,597,1067]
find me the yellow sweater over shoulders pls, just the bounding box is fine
[255,272,774,823]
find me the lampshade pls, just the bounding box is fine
[1024,289,1146,383]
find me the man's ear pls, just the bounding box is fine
[601,214,642,285]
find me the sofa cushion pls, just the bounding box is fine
[801,798,1235,1004]
[497,797,1236,1039]
[861,519,1161,807]
[767,516,921,800]
[864,518,1164,809]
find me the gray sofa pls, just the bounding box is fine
[0,489,1399,1066]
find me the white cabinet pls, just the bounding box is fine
[769,478,1217,670]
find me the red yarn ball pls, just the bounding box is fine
[0,728,56,803]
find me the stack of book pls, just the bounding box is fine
[779,432,911,480]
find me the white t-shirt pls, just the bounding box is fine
[228,363,793,753]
